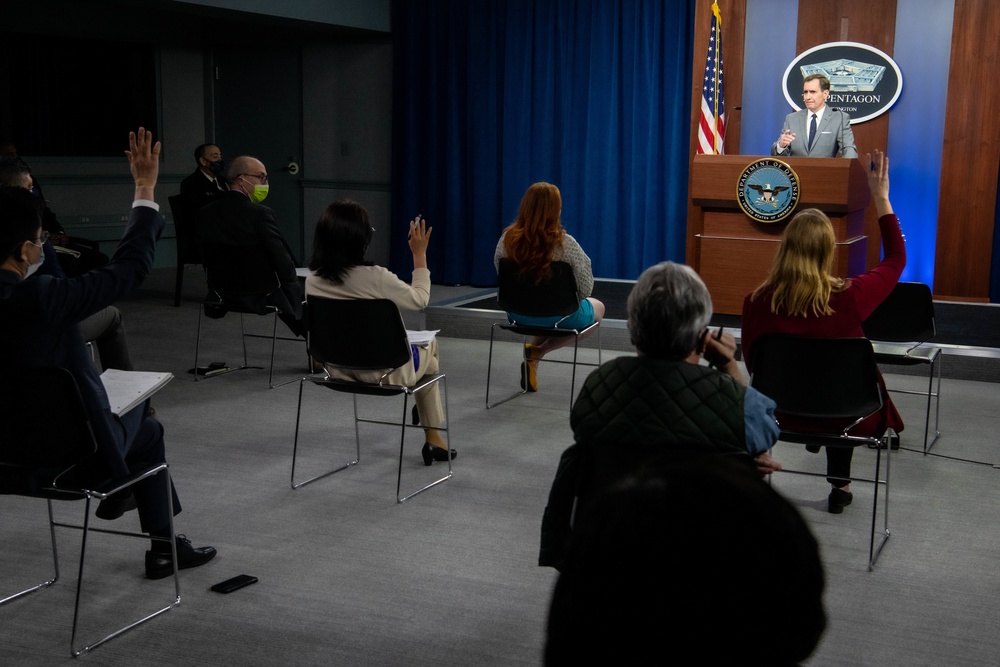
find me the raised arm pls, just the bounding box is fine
[850,150,904,319]
[867,149,892,217]
[125,127,160,203]
[408,214,432,272]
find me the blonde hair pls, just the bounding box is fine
[751,208,847,317]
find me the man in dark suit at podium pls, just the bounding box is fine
[771,74,858,158]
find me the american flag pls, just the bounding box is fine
[697,1,725,155]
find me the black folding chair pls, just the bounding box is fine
[863,282,942,454]
[194,241,303,388]
[486,259,601,409]
[291,297,452,503]
[0,368,179,656]
[749,336,891,570]
[167,194,201,308]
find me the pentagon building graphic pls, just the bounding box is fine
[801,59,886,92]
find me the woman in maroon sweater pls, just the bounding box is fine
[742,150,904,514]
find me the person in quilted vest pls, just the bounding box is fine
[539,261,780,568]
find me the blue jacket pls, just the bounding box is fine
[0,203,164,479]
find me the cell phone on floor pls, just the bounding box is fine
[211,574,258,594]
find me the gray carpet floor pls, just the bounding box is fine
[2,267,999,666]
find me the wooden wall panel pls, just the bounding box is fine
[934,0,1000,300]
[686,0,747,269]
[687,0,1000,299]
[796,0,897,271]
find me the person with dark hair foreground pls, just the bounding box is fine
[0,128,215,579]
[304,199,455,466]
[545,455,826,666]
[742,150,903,514]
[539,261,780,568]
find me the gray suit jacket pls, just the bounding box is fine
[770,107,858,158]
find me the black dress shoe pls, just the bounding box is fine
[828,488,854,514]
[145,535,217,580]
[203,303,227,319]
[421,443,457,466]
[96,490,138,520]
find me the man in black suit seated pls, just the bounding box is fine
[195,155,305,337]
[179,143,226,213]
[0,128,216,580]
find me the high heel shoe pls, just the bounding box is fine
[421,442,457,466]
[520,344,539,392]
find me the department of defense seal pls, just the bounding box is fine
[736,159,800,223]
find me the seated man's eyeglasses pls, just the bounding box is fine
[28,231,50,247]
[239,172,269,184]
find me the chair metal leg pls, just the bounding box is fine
[568,333,580,410]
[68,467,181,656]
[923,355,942,455]
[173,263,183,307]
[0,501,61,607]
[195,307,273,382]
[486,323,601,410]
[485,324,528,409]
[884,353,943,455]
[193,307,204,382]
[267,310,278,388]
[239,314,250,368]
[397,379,452,503]
[290,378,360,489]
[772,437,891,571]
[869,431,892,571]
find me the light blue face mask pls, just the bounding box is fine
[24,244,45,278]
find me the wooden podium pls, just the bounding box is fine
[690,155,871,315]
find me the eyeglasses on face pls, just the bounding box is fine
[29,231,50,247]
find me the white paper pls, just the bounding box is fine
[101,369,173,417]
[406,329,439,346]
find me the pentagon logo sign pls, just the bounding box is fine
[782,42,903,123]
[737,159,800,223]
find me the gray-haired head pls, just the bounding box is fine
[627,261,713,360]
[0,156,32,189]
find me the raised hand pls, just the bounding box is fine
[125,127,161,202]
[407,214,432,269]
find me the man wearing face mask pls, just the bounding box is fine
[180,143,226,213]
[0,156,134,371]
[0,128,217,579]
[195,155,304,336]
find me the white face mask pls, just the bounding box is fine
[24,241,45,278]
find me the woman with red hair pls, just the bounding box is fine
[494,182,605,392]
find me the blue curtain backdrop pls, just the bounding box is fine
[391,0,695,285]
